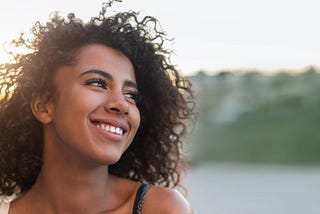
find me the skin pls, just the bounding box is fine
[8,44,193,214]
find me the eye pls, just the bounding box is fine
[85,78,107,89]
[124,91,139,103]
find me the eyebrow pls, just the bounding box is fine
[124,80,138,90]
[79,69,138,90]
[79,69,112,79]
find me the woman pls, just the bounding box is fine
[0,1,195,213]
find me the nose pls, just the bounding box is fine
[104,91,129,115]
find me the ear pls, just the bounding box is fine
[30,94,54,124]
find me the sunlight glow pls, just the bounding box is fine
[1,0,320,75]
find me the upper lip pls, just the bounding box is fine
[90,118,129,134]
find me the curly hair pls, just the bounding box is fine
[0,1,195,196]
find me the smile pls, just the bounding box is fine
[95,123,124,136]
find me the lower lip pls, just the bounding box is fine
[92,123,124,142]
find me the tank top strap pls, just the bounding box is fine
[132,183,151,214]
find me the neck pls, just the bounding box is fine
[26,132,117,213]
[29,156,113,213]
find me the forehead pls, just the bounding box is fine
[72,44,136,80]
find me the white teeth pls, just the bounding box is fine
[110,126,116,133]
[95,124,124,135]
[115,127,123,135]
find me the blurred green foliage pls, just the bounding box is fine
[186,66,320,165]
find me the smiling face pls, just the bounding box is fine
[40,44,140,166]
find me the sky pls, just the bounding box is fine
[0,0,320,75]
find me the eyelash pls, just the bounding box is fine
[85,78,139,103]
[85,78,107,89]
[124,91,139,103]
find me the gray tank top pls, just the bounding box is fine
[132,183,151,214]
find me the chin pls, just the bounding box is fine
[93,152,123,166]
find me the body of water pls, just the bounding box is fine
[183,163,320,214]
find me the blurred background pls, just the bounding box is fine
[1,0,320,213]
[184,68,320,214]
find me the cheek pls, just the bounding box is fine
[132,107,141,130]
[51,90,100,130]
[127,106,141,142]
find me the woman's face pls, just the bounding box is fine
[45,44,140,165]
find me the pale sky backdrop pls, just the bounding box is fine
[0,0,320,75]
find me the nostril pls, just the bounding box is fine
[108,106,129,115]
[105,100,129,114]
[110,107,120,112]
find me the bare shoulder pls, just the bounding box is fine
[142,186,193,214]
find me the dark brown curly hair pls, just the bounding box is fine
[0,1,195,196]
